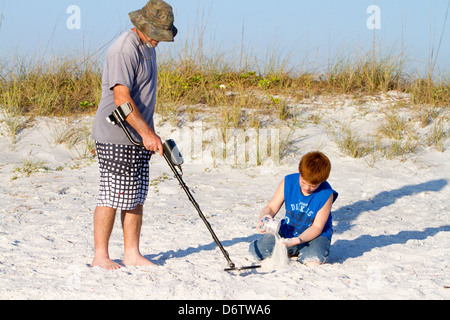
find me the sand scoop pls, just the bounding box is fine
[106,105,261,272]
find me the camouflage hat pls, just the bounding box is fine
[129,0,178,42]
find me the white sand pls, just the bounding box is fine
[1,93,449,300]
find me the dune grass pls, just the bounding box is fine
[1,44,447,119]
[0,41,448,161]
[0,54,102,117]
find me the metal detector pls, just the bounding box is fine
[106,105,261,272]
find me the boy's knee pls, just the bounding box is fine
[248,235,276,261]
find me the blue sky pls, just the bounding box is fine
[0,0,449,75]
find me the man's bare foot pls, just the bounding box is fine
[91,257,122,270]
[122,254,156,267]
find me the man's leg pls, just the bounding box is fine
[121,205,155,266]
[91,206,122,270]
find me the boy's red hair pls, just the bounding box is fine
[299,152,331,185]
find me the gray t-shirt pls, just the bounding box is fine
[92,30,157,145]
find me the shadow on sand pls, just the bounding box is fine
[330,178,448,263]
[146,234,261,267]
[330,225,450,263]
[147,179,449,266]
[333,179,447,234]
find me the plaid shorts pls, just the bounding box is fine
[96,142,152,210]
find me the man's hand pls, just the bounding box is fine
[143,131,164,156]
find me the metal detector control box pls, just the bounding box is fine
[163,139,184,167]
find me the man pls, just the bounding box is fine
[91,0,177,270]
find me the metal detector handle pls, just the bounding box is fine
[106,106,145,149]
[117,118,145,149]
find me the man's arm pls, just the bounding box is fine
[113,84,163,156]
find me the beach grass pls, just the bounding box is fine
[0,54,102,117]
[0,42,448,160]
[1,45,448,119]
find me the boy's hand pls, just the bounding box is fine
[257,215,273,234]
[280,237,302,247]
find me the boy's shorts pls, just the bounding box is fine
[96,142,152,210]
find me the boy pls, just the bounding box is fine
[249,152,338,267]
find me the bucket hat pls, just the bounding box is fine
[129,0,178,42]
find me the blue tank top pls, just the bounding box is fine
[280,173,338,240]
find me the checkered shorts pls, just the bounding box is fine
[96,142,152,210]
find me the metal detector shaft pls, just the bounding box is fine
[163,151,261,272]
[162,148,236,270]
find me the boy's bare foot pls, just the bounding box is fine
[91,257,122,270]
[305,261,322,267]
